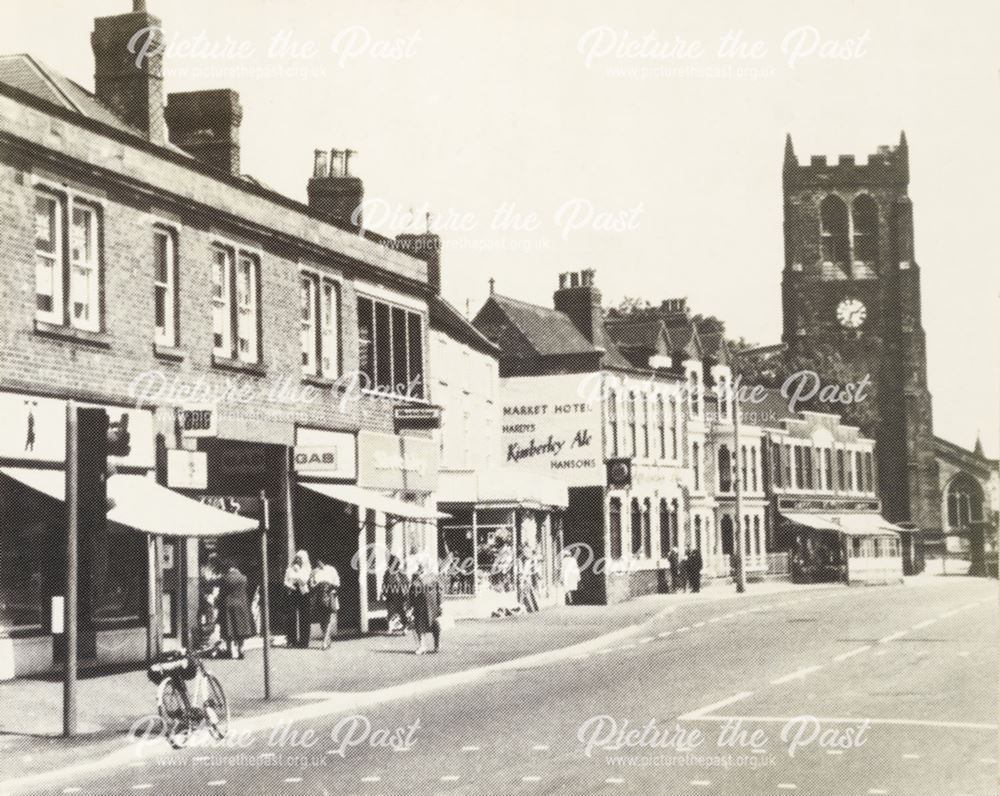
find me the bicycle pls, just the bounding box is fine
[148,648,229,748]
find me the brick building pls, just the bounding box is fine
[0,2,445,676]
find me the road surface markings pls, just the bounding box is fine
[658,630,673,638]
[597,648,615,655]
[771,665,823,685]
[939,610,959,619]
[260,752,276,758]
[361,776,381,783]
[441,775,460,782]
[872,649,887,657]
[619,643,637,651]
[902,753,920,760]
[132,786,153,792]
[912,619,935,630]
[461,745,480,751]
[683,714,997,730]
[693,621,706,628]
[605,777,625,784]
[980,757,997,764]
[677,626,690,633]
[62,790,82,794]
[777,785,797,790]
[284,776,303,783]
[867,789,888,795]
[638,636,654,644]
[833,645,871,662]
[957,651,970,657]
[571,653,590,660]
[206,782,226,788]
[690,780,712,787]
[708,616,721,623]
[879,630,908,644]
[826,749,844,756]
[532,744,550,751]
[522,775,542,782]
[679,691,755,720]
[192,755,211,762]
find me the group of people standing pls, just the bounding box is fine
[667,546,704,593]
[284,550,342,650]
[198,556,256,659]
[383,553,443,655]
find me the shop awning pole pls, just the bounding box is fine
[260,489,271,701]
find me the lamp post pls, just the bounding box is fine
[733,384,747,593]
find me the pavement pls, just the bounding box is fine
[3,576,995,795]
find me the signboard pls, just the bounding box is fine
[166,449,208,489]
[500,374,603,487]
[178,404,217,438]
[294,428,357,480]
[393,404,443,429]
[358,430,438,493]
[0,392,154,469]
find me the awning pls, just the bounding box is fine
[0,467,259,537]
[781,511,904,538]
[298,481,449,520]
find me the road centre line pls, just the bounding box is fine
[911,619,935,630]
[833,645,871,662]
[679,691,755,720]
[771,665,823,685]
[683,714,997,730]
[879,630,908,644]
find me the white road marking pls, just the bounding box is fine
[684,714,997,730]
[691,780,712,787]
[619,643,637,651]
[638,636,654,644]
[872,649,888,657]
[826,749,844,756]
[461,745,480,751]
[693,621,706,628]
[598,648,615,656]
[867,789,888,795]
[133,787,154,792]
[677,627,690,633]
[777,785,797,790]
[522,775,542,782]
[679,691,755,720]
[192,755,211,762]
[441,775,460,782]
[605,777,625,784]
[958,651,970,658]
[361,776,381,783]
[62,790,82,794]
[912,619,935,630]
[206,783,226,788]
[879,630,908,644]
[833,645,871,662]
[939,610,958,619]
[771,665,823,685]
[532,744,550,751]
[571,654,590,660]
[902,753,920,760]
[284,776,303,783]
[658,630,673,638]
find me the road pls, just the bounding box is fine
[20,578,998,795]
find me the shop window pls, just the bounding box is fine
[744,515,751,557]
[694,514,702,550]
[873,538,882,558]
[631,498,642,557]
[357,295,425,398]
[721,515,734,556]
[301,270,342,378]
[670,499,680,549]
[852,537,862,557]
[609,497,622,560]
[153,226,178,347]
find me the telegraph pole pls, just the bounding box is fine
[63,403,78,736]
[733,383,747,593]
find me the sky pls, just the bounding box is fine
[4,0,999,455]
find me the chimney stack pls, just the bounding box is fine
[554,269,602,343]
[307,147,364,231]
[164,89,243,175]
[395,213,441,293]
[92,2,166,143]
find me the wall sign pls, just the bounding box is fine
[178,404,217,438]
[393,404,443,429]
[358,430,438,493]
[500,374,602,487]
[166,449,208,489]
[294,428,357,480]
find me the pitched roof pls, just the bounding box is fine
[429,295,499,358]
[487,293,596,357]
[603,318,666,351]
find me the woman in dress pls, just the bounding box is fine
[217,559,254,659]
[408,564,442,655]
[284,550,312,648]
[560,548,581,605]
[381,553,408,635]
[309,560,341,650]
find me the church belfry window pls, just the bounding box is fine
[819,195,850,279]
[851,194,879,278]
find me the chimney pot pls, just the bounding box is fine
[313,149,328,178]
[570,272,580,288]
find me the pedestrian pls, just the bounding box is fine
[310,560,340,650]
[197,554,222,654]
[284,550,312,648]
[217,559,254,659]
[408,564,442,654]
[560,548,580,605]
[382,553,408,635]
[667,547,681,594]
[687,546,704,593]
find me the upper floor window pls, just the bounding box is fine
[301,270,342,378]
[688,370,700,417]
[794,446,804,489]
[824,449,833,491]
[627,392,637,457]
[803,447,813,490]
[35,191,102,331]
[718,374,729,419]
[855,450,865,492]
[772,441,783,487]
[837,449,846,491]
[741,445,749,490]
[750,446,758,492]
[153,226,178,347]
[609,497,623,560]
[718,445,732,493]
[607,389,619,457]
[656,394,666,459]
[212,244,261,364]
[784,443,793,487]
[641,394,650,458]
[670,396,678,459]
[357,296,424,398]
[865,452,875,493]
[819,194,850,281]
[692,441,701,491]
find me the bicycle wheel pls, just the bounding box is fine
[203,673,229,740]
[158,679,192,748]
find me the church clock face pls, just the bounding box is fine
[836,297,867,328]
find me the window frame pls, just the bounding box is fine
[356,292,427,400]
[152,224,179,347]
[300,267,343,379]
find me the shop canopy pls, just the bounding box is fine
[781,511,905,538]
[436,468,569,510]
[0,467,259,537]
[298,481,449,521]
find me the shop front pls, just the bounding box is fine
[291,427,443,635]
[437,468,568,618]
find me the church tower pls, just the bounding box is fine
[781,133,939,530]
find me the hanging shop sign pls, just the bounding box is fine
[177,404,217,438]
[392,404,443,430]
[166,449,208,490]
[358,430,438,493]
